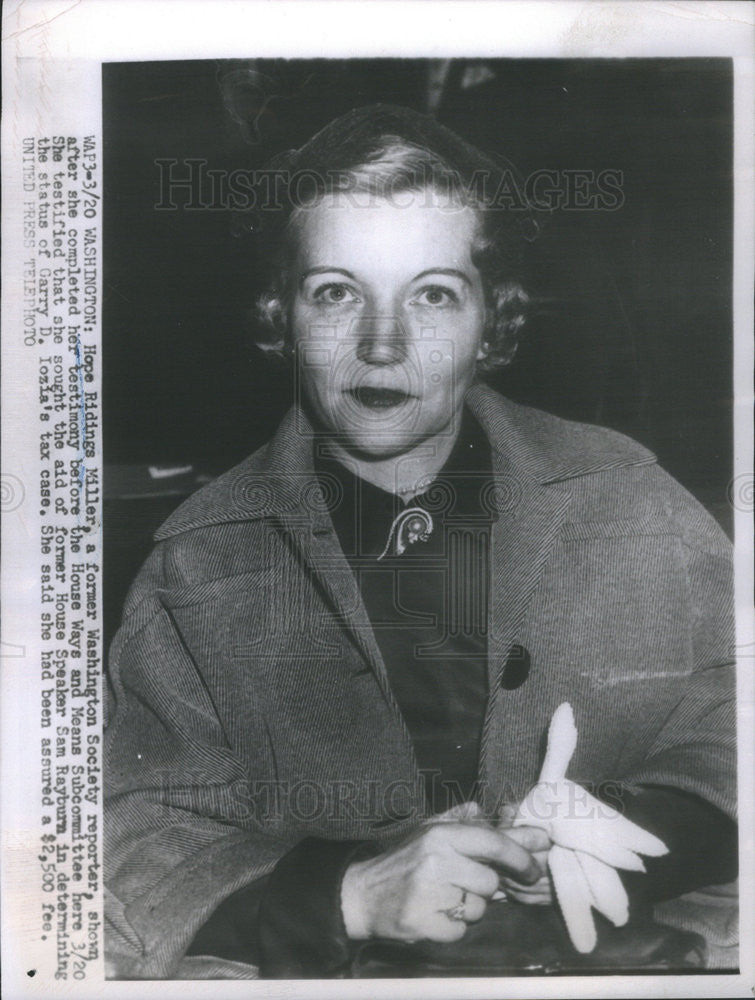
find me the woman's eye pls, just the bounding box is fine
[412,285,459,307]
[313,283,359,305]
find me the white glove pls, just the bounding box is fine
[513,703,668,953]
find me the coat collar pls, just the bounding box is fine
[154,383,656,541]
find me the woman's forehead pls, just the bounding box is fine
[291,193,481,274]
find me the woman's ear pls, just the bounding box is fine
[253,287,290,359]
[476,331,491,362]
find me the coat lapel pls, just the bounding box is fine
[257,415,401,710]
[486,475,572,686]
[275,504,392,689]
[464,384,574,686]
[260,418,424,803]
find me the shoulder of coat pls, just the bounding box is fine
[467,384,657,484]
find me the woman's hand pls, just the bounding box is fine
[496,803,553,905]
[340,816,546,942]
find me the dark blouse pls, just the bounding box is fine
[315,410,494,812]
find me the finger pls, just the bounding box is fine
[497,803,518,828]
[434,883,469,911]
[505,824,551,854]
[413,842,499,897]
[434,891,487,926]
[452,801,485,823]
[425,914,469,943]
[430,800,485,824]
[504,887,553,905]
[439,824,541,885]
[448,857,501,899]
[500,873,551,894]
[532,849,550,876]
[460,891,487,923]
[499,874,552,905]
[401,882,468,938]
[509,848,550,882]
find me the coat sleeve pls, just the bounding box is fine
[104,546,297,979]
[619,489,737,821]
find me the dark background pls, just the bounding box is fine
[103,58,733,642]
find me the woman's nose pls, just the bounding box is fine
[355,314,408,366]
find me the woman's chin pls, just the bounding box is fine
[332,431,426,461]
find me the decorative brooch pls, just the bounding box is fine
[377,507,434,561]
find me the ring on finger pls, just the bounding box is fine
[444,890,468,922]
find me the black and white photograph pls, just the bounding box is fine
[1,3,753,997]
[102,56,738,979]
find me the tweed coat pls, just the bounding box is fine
[104,383,737,978]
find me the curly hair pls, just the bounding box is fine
[252,104,536,370]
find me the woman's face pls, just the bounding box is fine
[289,190,487,461]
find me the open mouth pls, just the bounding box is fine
[348,387,412,409]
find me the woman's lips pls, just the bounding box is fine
[348,387,413,409]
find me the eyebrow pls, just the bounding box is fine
[299,266,357,287]
[413,268,472,287]
[299,266,472,287]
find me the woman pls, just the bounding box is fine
[104,105,737,979]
